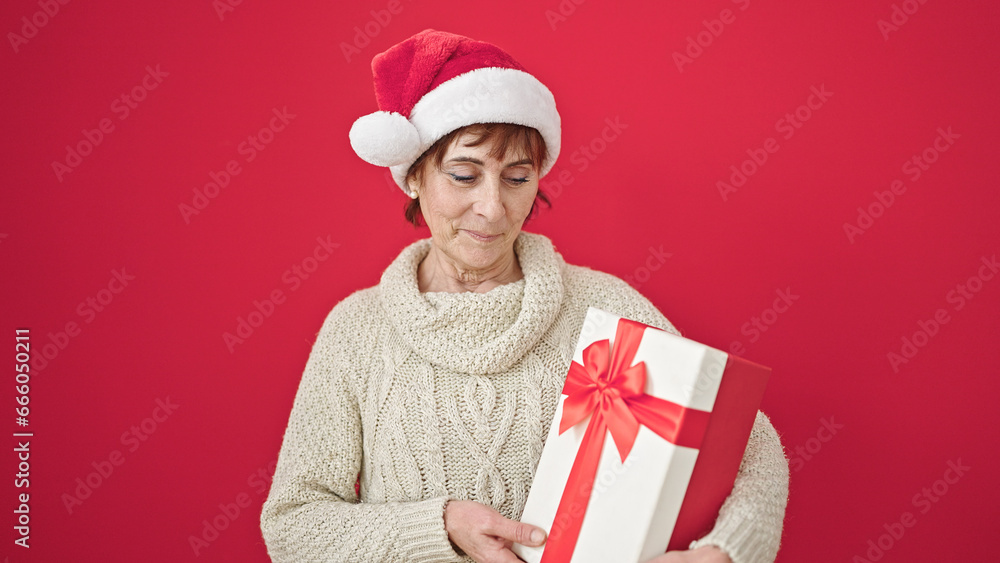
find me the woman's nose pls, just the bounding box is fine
[473,176,505,222]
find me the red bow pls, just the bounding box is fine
[541,318,711,562]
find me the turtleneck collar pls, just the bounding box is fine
[378,231,565,375]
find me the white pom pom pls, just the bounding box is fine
[348,111,421,167]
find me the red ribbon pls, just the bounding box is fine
[540,318,711,562]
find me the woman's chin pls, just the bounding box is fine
[451,243,512,272]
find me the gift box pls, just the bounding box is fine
[513,307,770,563]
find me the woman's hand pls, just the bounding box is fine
[444,500,546,563]
[645,546,733,563]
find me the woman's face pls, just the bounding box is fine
[411,132,539,275]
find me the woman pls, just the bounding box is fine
[260,29,788,563]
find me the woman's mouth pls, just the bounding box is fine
[463,230,501,242]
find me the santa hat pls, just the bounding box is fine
[349,29,561,197]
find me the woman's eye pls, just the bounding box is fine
[505,177,530,185]
[448,173,476,183]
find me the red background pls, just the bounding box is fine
[3,0,998,561]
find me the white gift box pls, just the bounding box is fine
[513,307,770,563]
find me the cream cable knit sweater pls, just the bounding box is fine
[260,232,789,563]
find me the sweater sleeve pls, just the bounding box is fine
[580,271,790,562]
[259,301,462,563]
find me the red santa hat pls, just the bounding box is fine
[349,29,561,197]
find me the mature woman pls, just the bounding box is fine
[260,29,788,563]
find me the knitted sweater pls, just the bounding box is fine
[260,232,789,563]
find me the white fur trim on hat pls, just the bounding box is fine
[387,67,561,193]
[349,111,422,167]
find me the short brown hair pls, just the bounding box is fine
[403,123,550,226]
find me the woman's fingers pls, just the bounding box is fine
[488,514,546,547]
[445,500,547,562]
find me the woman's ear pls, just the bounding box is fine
[406,176,420,199]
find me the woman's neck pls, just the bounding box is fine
[417,246,523,293]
